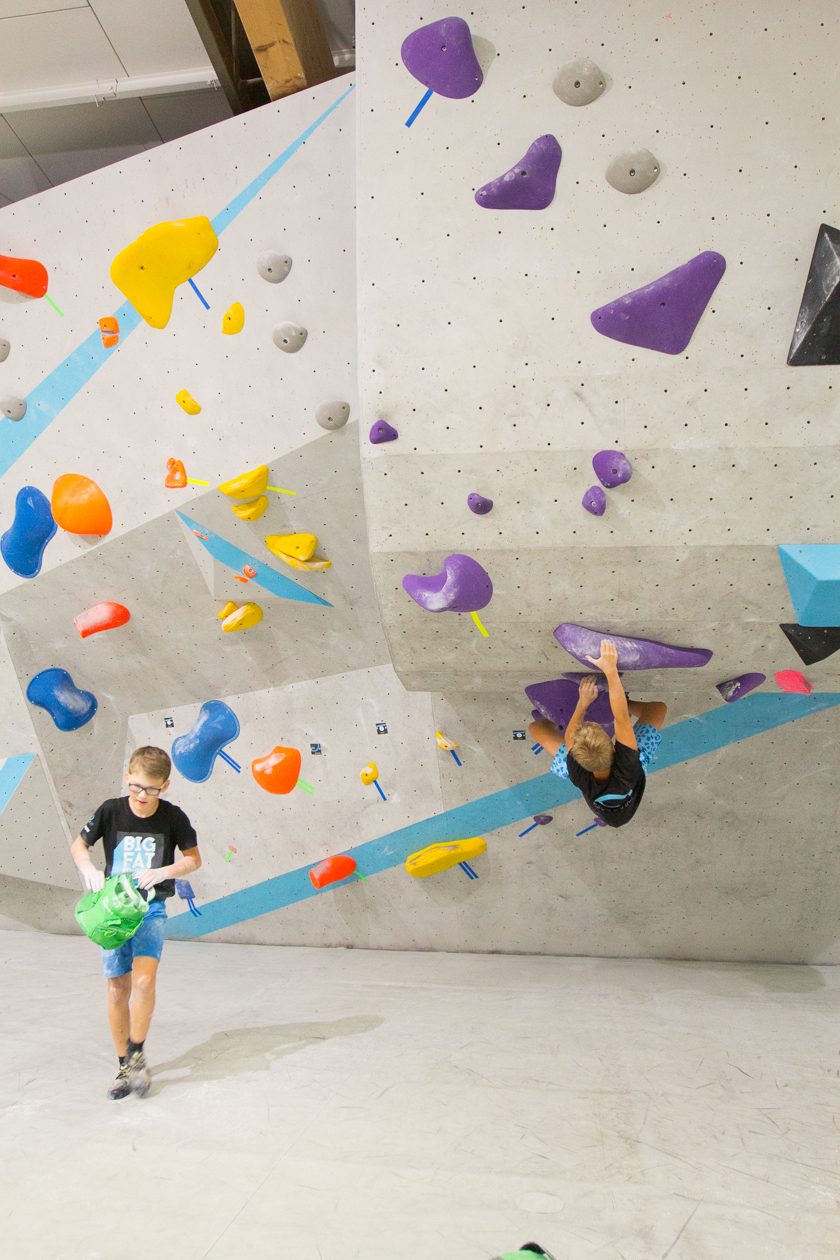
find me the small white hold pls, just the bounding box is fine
[1,395,26,421]
[554,57,607,106]
[273,323,308,353]
[0,338,10,363]
[606,149,660,194]
[258,252,292,283]
[316,401,350,431]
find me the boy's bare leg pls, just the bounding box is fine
[129,957,159,1044]
[106,974,131,1057]
[528,719,565,755]
[627,700,668,729]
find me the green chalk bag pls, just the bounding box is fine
[75,873,148,949]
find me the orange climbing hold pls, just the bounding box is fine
[309,855,357,890]
[98,316,120,349]
[165,458,187,488]
[74,601,130,639]
[0,254,48,298]
[251,745,302,794]
[51,474,112,536]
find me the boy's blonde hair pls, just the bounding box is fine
[128,746,171,782]
[571,723,614,775]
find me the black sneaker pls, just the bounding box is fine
[126,1049,151,1098]
[107,1064,131,1100]
[521,1246,557,1259]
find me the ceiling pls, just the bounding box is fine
[0,0,354,206]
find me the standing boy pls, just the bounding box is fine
[70,746,201,1100]
[528,639,667,828]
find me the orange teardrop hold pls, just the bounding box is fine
[251,745,302,794]
[165,458,187,488]
[51,474,113,536]
[309,855,357,890]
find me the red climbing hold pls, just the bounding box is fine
[774,669,812,695]
[251,745,302,794]
[309,854,357,890]
[0,254,49,299]
[74,601,131,639]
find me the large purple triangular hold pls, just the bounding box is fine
[401,17,483,99]
[786,224,840,366]
[591,251,726,354]
[475,136,562,210]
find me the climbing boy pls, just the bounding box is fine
[528,639,667,828]
[70,746,201,1100]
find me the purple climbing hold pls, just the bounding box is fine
[716,673,766,703]
[526,677,616,736]
[403,553,492,613]
[593,450,632,488]
[591,251,726,354]
[555,623,713,670]
[468,492,493,515]
[370,419,398,445]
[533,814,553,826]
[475,136,562,211]
[582,485,606,516]
[400,17,483,99]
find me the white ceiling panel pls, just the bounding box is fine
[7,97,161,186]
[0,0,85,15]
[140,87,232,143]
[0,114,52,200]
[88,0,214,76]
[0,9,127,92]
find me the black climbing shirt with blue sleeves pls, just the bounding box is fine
[565,740,646,828]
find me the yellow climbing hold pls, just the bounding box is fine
[405,837,486,878]
[109,216,218,330]
[265,532,317,562]
[435,730,459,751]
[218,466,268,499]
[360,762,379,785]
[231,496,268,521]
[218,601,263,632]
[276,552,332,572]
[176,389,201,415]
[222,302,244,335]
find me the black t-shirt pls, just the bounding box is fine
[80,797,197,900]
[566,740,647,828]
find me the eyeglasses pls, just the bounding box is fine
[128,782,164,797]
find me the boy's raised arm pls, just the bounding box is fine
[585,639,637,750]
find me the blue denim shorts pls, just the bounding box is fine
[552,722,663,779]
[101,901,168,979]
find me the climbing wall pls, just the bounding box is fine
[0,1,838,963]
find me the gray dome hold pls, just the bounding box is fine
[606,149,660,194]
[257,251,292,283]
[316,401,350,431]
[272,322,308,353]
[1,395,26,421]
[553,57,607,106]
[0,338,10,363]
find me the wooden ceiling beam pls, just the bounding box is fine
[232,0,336,99]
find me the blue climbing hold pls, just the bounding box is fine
[778,545,840,627]
[1,486,56,578]
[26,668,97,730]
[172,700,240,783]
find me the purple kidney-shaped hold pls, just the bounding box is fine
[401,17,483,99]
[475,135,562,210]
[468,492,493,515]
[555,623,713,670]
[526,677,616,736]
[582,485,607,515]
[370,419,398,445]
[403,553,493,613]
[533,814,553,826]
[593,450,632,488]
[716,672,766,702]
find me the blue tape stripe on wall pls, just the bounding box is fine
[167,690,840,939]
[0,84,355,480]
[176,512,332,606]
[0,755,35,814]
